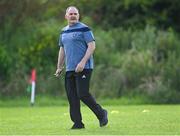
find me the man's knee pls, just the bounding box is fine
[78,93,90,100]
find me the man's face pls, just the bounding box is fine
[65,7,79,25]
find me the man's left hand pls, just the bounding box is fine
[75,61,85,73]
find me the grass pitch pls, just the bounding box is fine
[0,105,180,135]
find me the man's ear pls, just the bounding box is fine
[65,14,67,19]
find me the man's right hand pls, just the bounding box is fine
[54,68,63,77]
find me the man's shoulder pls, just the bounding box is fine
[77,22,92,32]
[78,22,89,28]
[61,25,69,31]
[60,23,89,30]
[60,22,91,34]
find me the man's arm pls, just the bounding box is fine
[75,41,95,72]
[55,47,65,77]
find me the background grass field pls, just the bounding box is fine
[1,105,180,135]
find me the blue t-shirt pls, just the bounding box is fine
[59,22,95,71]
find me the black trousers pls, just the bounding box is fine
[65,69,103,124]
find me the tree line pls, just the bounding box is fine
[0,0,180,103]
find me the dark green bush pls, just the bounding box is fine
[0,46,12,80]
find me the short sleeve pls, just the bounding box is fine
[58,33,63,47]
[83,30,95,44]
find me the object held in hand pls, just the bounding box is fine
[54,68,63,77]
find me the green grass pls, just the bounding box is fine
[0,105,180,135]
[0,95,152,107]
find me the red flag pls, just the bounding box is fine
[31,69,36,82]
[26,69,36,93]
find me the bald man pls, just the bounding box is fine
[55,6,108,129]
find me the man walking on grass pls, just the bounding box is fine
[54,6,108,129]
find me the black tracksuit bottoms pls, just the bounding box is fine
[65,69,104,124]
